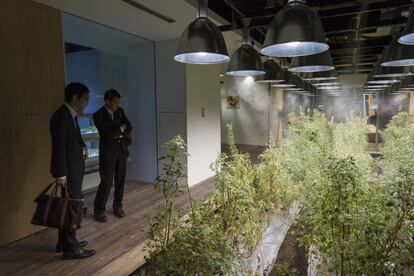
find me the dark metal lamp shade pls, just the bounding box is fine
[381,34,414,67]
[364,85,391,89]
[372,63,414,77]
[174,17,229,64]
[313,81,340,86]
[289,50,334,73]
[399,6,414,45]
[366,75,400,85]
[256,59,285,83]
[260,2,328,57]
[272,70,296,87]
[302,70,339,81]
[226,44,265,76]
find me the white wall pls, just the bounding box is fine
[187,64,221,186]
[221,76,270,146]
[155,39,222,186]
[155,39,187,174]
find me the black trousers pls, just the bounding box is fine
[58,165,84,252]
[94,144,128,214]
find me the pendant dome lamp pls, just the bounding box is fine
[284,87,304,91]
[366,75,400,85]
[260,0,329,57]
[272,70,296,88]
[302,70,339,81]
[256,59,285,83]
[292,73,307,89]
[284,74,311,92]
[303,92,318,97]
[174,0,229,64]
[226,22,265,76]
[372,63,414,77]
[302,82,317,95]
[318,85,342,90]
[289,50,335,73]
[364,85,391,89]
[399,6,414,45]
[313,82,340,86]
[381,33,414,67]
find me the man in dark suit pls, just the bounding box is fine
[93,89,132,222]
[50,82,96,259]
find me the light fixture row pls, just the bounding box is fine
[174,0,331,77]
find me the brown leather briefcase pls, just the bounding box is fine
[31,182,84,230]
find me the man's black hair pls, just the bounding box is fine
[104,89,121,102]
[64,82,89,103]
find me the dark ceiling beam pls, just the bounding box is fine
[219,14,406,35]
[335,64,374,70]
[338,70,371,75]
[329,36,392,50]
[332,53,380,60]
[331,46,384,56]
[334,57,378,65]
[323,16,407,33]
[313,0,412,18]
[335,62,376,67]
[245,0,411,22]
[208,0,266,44]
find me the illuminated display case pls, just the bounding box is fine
[78,113,100,172]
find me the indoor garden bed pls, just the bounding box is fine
[134,111,414,275]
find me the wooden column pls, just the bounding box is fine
[0,0,65,245]
[269,86,284,145]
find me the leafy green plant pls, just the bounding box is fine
[291,111,414,275]
[375,113,414,273]
[273,262,298,276]
[143,111,414,275]
[144,124,300,275]
[144,136,188,274]
[210,124,265,254]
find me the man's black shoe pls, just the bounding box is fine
[113,209,126,218]
[56,240,88,253]
[62,248,96,260]
[94,212,108,222]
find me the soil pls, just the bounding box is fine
[269,222,308,276]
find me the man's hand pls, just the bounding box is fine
[56,177,67,186]
[120,124,127,132]
[83,147,89,160]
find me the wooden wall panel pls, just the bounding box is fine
[0,0,64,245]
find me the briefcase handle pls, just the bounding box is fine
[34,182,74,202]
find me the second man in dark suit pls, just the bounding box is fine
[93,89,132,222]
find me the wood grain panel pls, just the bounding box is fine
[0,0,64,246]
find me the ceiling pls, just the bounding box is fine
[31,0,414,76]
[32,0,201,41]
[207,0,414,75]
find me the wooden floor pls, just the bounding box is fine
[0,179,214,276]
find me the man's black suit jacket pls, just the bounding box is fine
[50,105,86,182]
[93,107,132,157]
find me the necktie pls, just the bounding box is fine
[74,116,80,131]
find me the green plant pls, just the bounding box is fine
[273,263,298,276]
[291,112,414,275]
[144,124,300,275]
[210,124,265,254]
[145,136,188,274]
[375,113,414,273]
[144,111,414,275]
